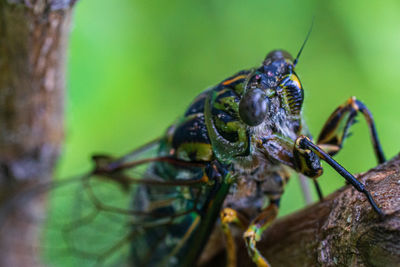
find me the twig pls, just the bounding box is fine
[204,154,400,266]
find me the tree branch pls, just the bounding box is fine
[205,154,400,266]
[0,1,77,266]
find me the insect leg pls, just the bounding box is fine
[243,199,280,267]
[317,96,385,163]
[220,208,249,267]
[297,136,384,217]
[313,179,324,201]
[261,135,321,202]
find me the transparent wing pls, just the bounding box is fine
[38,138,209,266]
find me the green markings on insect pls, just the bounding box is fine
[176,142,213,162]
[53,30,387,267]
[204,89,249,164]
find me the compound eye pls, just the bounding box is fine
[279,74,304,115]
[239,88,269,126]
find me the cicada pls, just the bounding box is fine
[42,35,386,267]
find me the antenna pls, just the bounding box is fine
[293,17,314,67]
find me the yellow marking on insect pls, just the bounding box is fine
[176,142,213,161]
[290,74,302,89]
[296,136,310,148]
[222,225,237,267]
[243,227,256,239]
[200,174,209,183]
[255,138,264,148]
[349,96,360,111]
[244,227,271,267]
[220,208,239,224]
[222,74,247,85]
[254,256,271,267]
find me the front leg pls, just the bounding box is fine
[317,96,385,163]
[220,208,249,267]
[243,198,280,267]
[297,136,384,217]
[260,134,324,201]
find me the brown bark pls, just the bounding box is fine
[206,154,400,267]
[0,1,77,266]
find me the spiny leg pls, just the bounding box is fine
[243,198,280,267]
[220,169,288,267]
[220,208,249,267]
[313,179,324,201]
[297,136,384,217]
[317,96,385,163]
[312,97,385,201]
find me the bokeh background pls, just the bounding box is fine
[58,0,400,218]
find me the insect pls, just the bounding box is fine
[42,30,386,267]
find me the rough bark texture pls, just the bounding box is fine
[0,1,77,266]
[206,154,400,267]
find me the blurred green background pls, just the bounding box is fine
[58,0,400,218]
